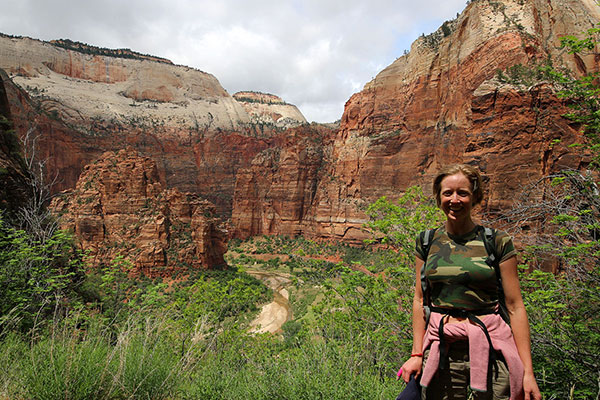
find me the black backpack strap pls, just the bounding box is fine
[419,228,437,324]
[478,226,510,323]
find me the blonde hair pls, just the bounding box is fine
[433,164,484,206]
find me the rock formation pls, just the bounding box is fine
[233,91,307,129]
[0,35,307,216]
[231,0,599,242]
[50,149,227,276]
[2,0,599,246]
[231,124,335,238]
[0,69,30,217]
[0,33,249,132]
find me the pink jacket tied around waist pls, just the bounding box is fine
[420,312,524,400]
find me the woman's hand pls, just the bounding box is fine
[397,355,423,383]
[523,373,542,400]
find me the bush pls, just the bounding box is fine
[0,214,85,333]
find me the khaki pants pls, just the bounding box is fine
[421,341,510,400]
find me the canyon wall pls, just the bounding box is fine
[231,0,599,242]
[50,149,227,275]
[1,0,599,248]
[0,35,308,216]
[0,70,30,217]
[233,91,308,129]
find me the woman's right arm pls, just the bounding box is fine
[399,257,426,383]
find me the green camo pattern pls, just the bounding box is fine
[416,226,517,310]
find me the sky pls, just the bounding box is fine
[0,0,467,123]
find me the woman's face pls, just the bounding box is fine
[439,173,474,222]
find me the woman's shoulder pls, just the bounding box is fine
[479,225,517,261]
[488,227,513,245]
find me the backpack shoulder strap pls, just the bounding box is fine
[419,228,437,324]
[481,226,498,268]
[478,226,510,323]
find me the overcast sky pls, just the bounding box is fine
[0,0,466,122]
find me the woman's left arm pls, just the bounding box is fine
[500,256,542,400]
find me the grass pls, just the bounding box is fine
[0,315,404,400]
[0,235,409,399]
[4,315,183,400]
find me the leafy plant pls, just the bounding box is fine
[0,214,84,333]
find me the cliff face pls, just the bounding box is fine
[0,70,30,217]
[233,91,307,129]
[231,125,335,238]
[231,0,599,242]
[2,0,598,245]
[0,35,311,216]
[0,34,249,131]
[50,149,227,276]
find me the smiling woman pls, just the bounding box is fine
[398,164,542,400]
[433,165,483,235]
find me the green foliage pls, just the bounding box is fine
[498,24,600,396]
[560,25,600,55]
[364,186,444,266]
[0,115,25,163]
[520,265,600,399]
[304,186,443,378]
[316,262,413,377]
[539,24,600,168]
[503,172,600,398]
[496,62,553,87]
[182,335,399,399]
[11,315,183,400]
[0,214,84,333]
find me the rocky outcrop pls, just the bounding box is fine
[233,91,307,129]
[231,124,335,238]
[2,0,599,246]
[0,69,30,217]
[0,35,312,217]
[231,0,599,242]
[0,34,250,132]
[50,149,227,276]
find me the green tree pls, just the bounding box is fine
[0,214,84,333]
[314,187,443,377]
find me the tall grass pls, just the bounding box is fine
[2,313,186,400]
[0,313,403,400]
[181,335,400,400]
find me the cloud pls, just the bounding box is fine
[0,0,466,122]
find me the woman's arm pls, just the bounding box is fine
[399,257,426,383]
[500,256,542,400]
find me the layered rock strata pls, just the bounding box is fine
[50,149,227,276]
[0,35,308,217]
[233,91,307,129]
[2,0,599,245]
[0,69,30,216]
[0,34,249,132]
[231,0,598,242]
[231,125,335,238]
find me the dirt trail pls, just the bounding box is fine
[247,270,293,334]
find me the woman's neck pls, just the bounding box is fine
[445,218,477,236]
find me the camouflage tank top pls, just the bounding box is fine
[415,226,517,310]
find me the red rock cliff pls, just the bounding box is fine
[0,69,30,216]
[0,34,301,217]
[51,149,227,276]
[231,0,599,242]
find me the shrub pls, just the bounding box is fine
[0,214,85,333]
